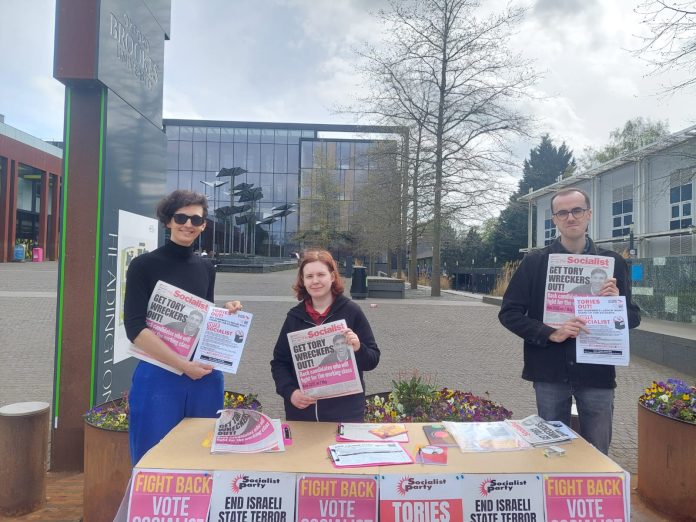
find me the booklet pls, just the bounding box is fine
[505,415,572,446]
[127,280,251,374]
[211,409,284,454]
[336,423,409,442]
[287,320,363,399]
[574,295,630,366]
[442,421,532,452]
[543,254,615,327]
[327,442,413,467]
[422,424,458,447]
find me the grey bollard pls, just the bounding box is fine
[0,402,50,516]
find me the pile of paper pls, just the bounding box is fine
[211,409,284,454]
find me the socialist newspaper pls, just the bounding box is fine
[573,295,630,366]
[543,254,615,327]
[128,280,251,374]
[287,319,363,399]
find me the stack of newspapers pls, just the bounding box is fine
[211,409,285,454]
[505,415,572,447]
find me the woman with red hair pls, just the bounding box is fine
[270,250,380,421]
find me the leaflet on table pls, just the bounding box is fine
[443,421,532,452]
[543,254,615,327]
[422,424,458,447]
[287,319,363,399]
[327,441,413,467]
[415,445,448,465]
[192,308,253,373]
[505,415,572,446]
[336,422,409,442]
[573,295,630,366]
[127,280,213,374]
[211,409,285,453]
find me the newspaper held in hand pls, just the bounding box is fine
[127,280,252,375]
[543,254,615,327]
[287,319,363,399]
[193,307,253,373]
[505,415,572,446]
[127,280,212,374]
[573,296,630,366]
[211,409,284,453]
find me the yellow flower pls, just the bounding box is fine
[683,394,690,401]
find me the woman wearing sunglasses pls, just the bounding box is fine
[124,189,243,465]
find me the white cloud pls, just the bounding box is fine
[1,0,694,162]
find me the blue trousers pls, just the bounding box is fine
[128,362,224,465]
[533,381,614,455]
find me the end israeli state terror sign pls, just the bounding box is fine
[209,471,296,522]
[461,474,544,522]
[379,474,464,522]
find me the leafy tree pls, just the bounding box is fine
[635,1,696,93]
[491,135,575,262]
[351,143,403,273]
[578,117,669,170]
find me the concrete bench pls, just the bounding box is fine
[367,277,406,299]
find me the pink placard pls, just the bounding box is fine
[544,474,626,522]
[128,470,212,522]
[296,475,378,522]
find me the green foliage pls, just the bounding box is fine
[579,117,669,170]
[391,373,438,418]
[365,377,513,423]
[491,135,575,263]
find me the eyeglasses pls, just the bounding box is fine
[172,213,205,226]
[553,207,589,220]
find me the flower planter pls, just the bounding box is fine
[83,420,131,522]
[637,403,696,521]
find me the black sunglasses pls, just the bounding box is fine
[172,213,205,226]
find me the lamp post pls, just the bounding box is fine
[201,180,228,255]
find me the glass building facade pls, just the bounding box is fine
[163,120,399,255]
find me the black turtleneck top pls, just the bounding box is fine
[124,240,216,343]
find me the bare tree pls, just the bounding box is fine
[355,0,536,296]
[636,1,696,92]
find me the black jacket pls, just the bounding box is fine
[498,238,640,388]
[270,294,380,421]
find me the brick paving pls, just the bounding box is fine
[0,261,693,520]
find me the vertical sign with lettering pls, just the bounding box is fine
[209,471,296,522]
[128,469,212,522]
[544,474,627,522]
[462,474,544,521]
[296,474,378,522]
[379,474,463,522]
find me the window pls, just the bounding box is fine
[670,171,693,230]
[612,185,633,238]
[544,209,556,245]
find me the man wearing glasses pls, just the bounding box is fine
[498,188,640,455]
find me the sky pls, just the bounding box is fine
[1,0,695,170]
